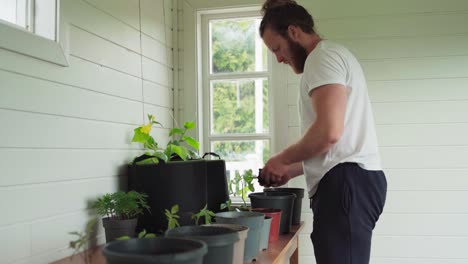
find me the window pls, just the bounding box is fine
[200,10,272,195]
[0,0,57,40]
[0,0,67,66]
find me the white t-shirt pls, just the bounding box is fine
[298,40,382,198]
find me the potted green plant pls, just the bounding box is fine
[228,169,256,210]
[92,191,149,242]
[127,115,228,234]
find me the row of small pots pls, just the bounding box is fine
[102,188,304,264]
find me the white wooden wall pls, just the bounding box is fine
[178,0,468,263]
[0,0,175,263]
[283,0,468,263]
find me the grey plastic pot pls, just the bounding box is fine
[259,216,272,251]
[249,192,296,234]
[102,217,138,243]
[165,226,239,264]
[215,211,264,262]
[264,187,305,225]
[203,223,248,264]
[102,237,207,264]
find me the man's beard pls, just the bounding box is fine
[287,37,308,73]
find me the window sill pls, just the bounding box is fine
[0,20,69,66]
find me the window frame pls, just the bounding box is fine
[198,9,275,203]
[0,0,69,66]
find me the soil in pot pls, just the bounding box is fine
[165,226,239,264]
[103,237,207,264]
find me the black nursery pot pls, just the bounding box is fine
[128,160,207,233]
[102,217,138,243]
[264,187,305,225]
[249,192,296,234]
[103,237,207,264]
[166,226,239,264]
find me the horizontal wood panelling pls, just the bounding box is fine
[0,52,142,101]
[385,168,468,191]
[143,81,174,109]
[0,224,30,263]
[381,146,468,169]
[142,34,169,65]
[142,57,173,87]
[376,123,468,146]
[317,12,468,39]
[299,234,468,259]
[0,177,117,226]
[31,210,104,255]
[375,213,468,236]
[362,56,468,81]
[384,191,468,213]
[342,35,468,60]
[140,0,168,43]
[0,149,137,186]
[368,78,468,102]
[0,70,142,125]
[69,25,141,77]
[83,0,140,29]
[0,109,170,150]
[63,0,140,52]
[302,0,468,18]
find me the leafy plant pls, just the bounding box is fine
[132,114,200,164]
[116,229,156,240]
[220,199,232,211]
[68,218,98,264]
[192,204,216,225]
[165,204,181,230]
[92,191,149,220]
[229,169,255,209]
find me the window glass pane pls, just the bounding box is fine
[0,0,18,25]
[211,139,270,194]
[210,17,267,73]
[211,78,269,134]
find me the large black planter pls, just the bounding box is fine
[128,160,207,233]
[102,217,138,243]
[128,157,230,234]
[166,226,239,264]
[264,187,305,225]
[103,237,207,264]
[249,192,296,234]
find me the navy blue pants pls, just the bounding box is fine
[310,162,387,264]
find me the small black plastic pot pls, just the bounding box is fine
[103,237,207,264]
[102,217,138,243]
[264,187,305,225]
[249,192,296,234]
[165,226,239,264]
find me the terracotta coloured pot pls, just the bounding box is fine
[252,208,282,242]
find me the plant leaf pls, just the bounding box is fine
[184,121,195,130]
[132,128,151,143]
[182,136,199,150]
[169,128,184,136]
[171,145,188,161]
[145,233,156,238]
[116,236,131,240]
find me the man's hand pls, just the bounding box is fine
[259,153,291,187]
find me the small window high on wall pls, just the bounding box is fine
[200,9,272,194]
[0,0,57,40]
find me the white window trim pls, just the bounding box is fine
[0,0,69,66]
[198,8,275,156]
